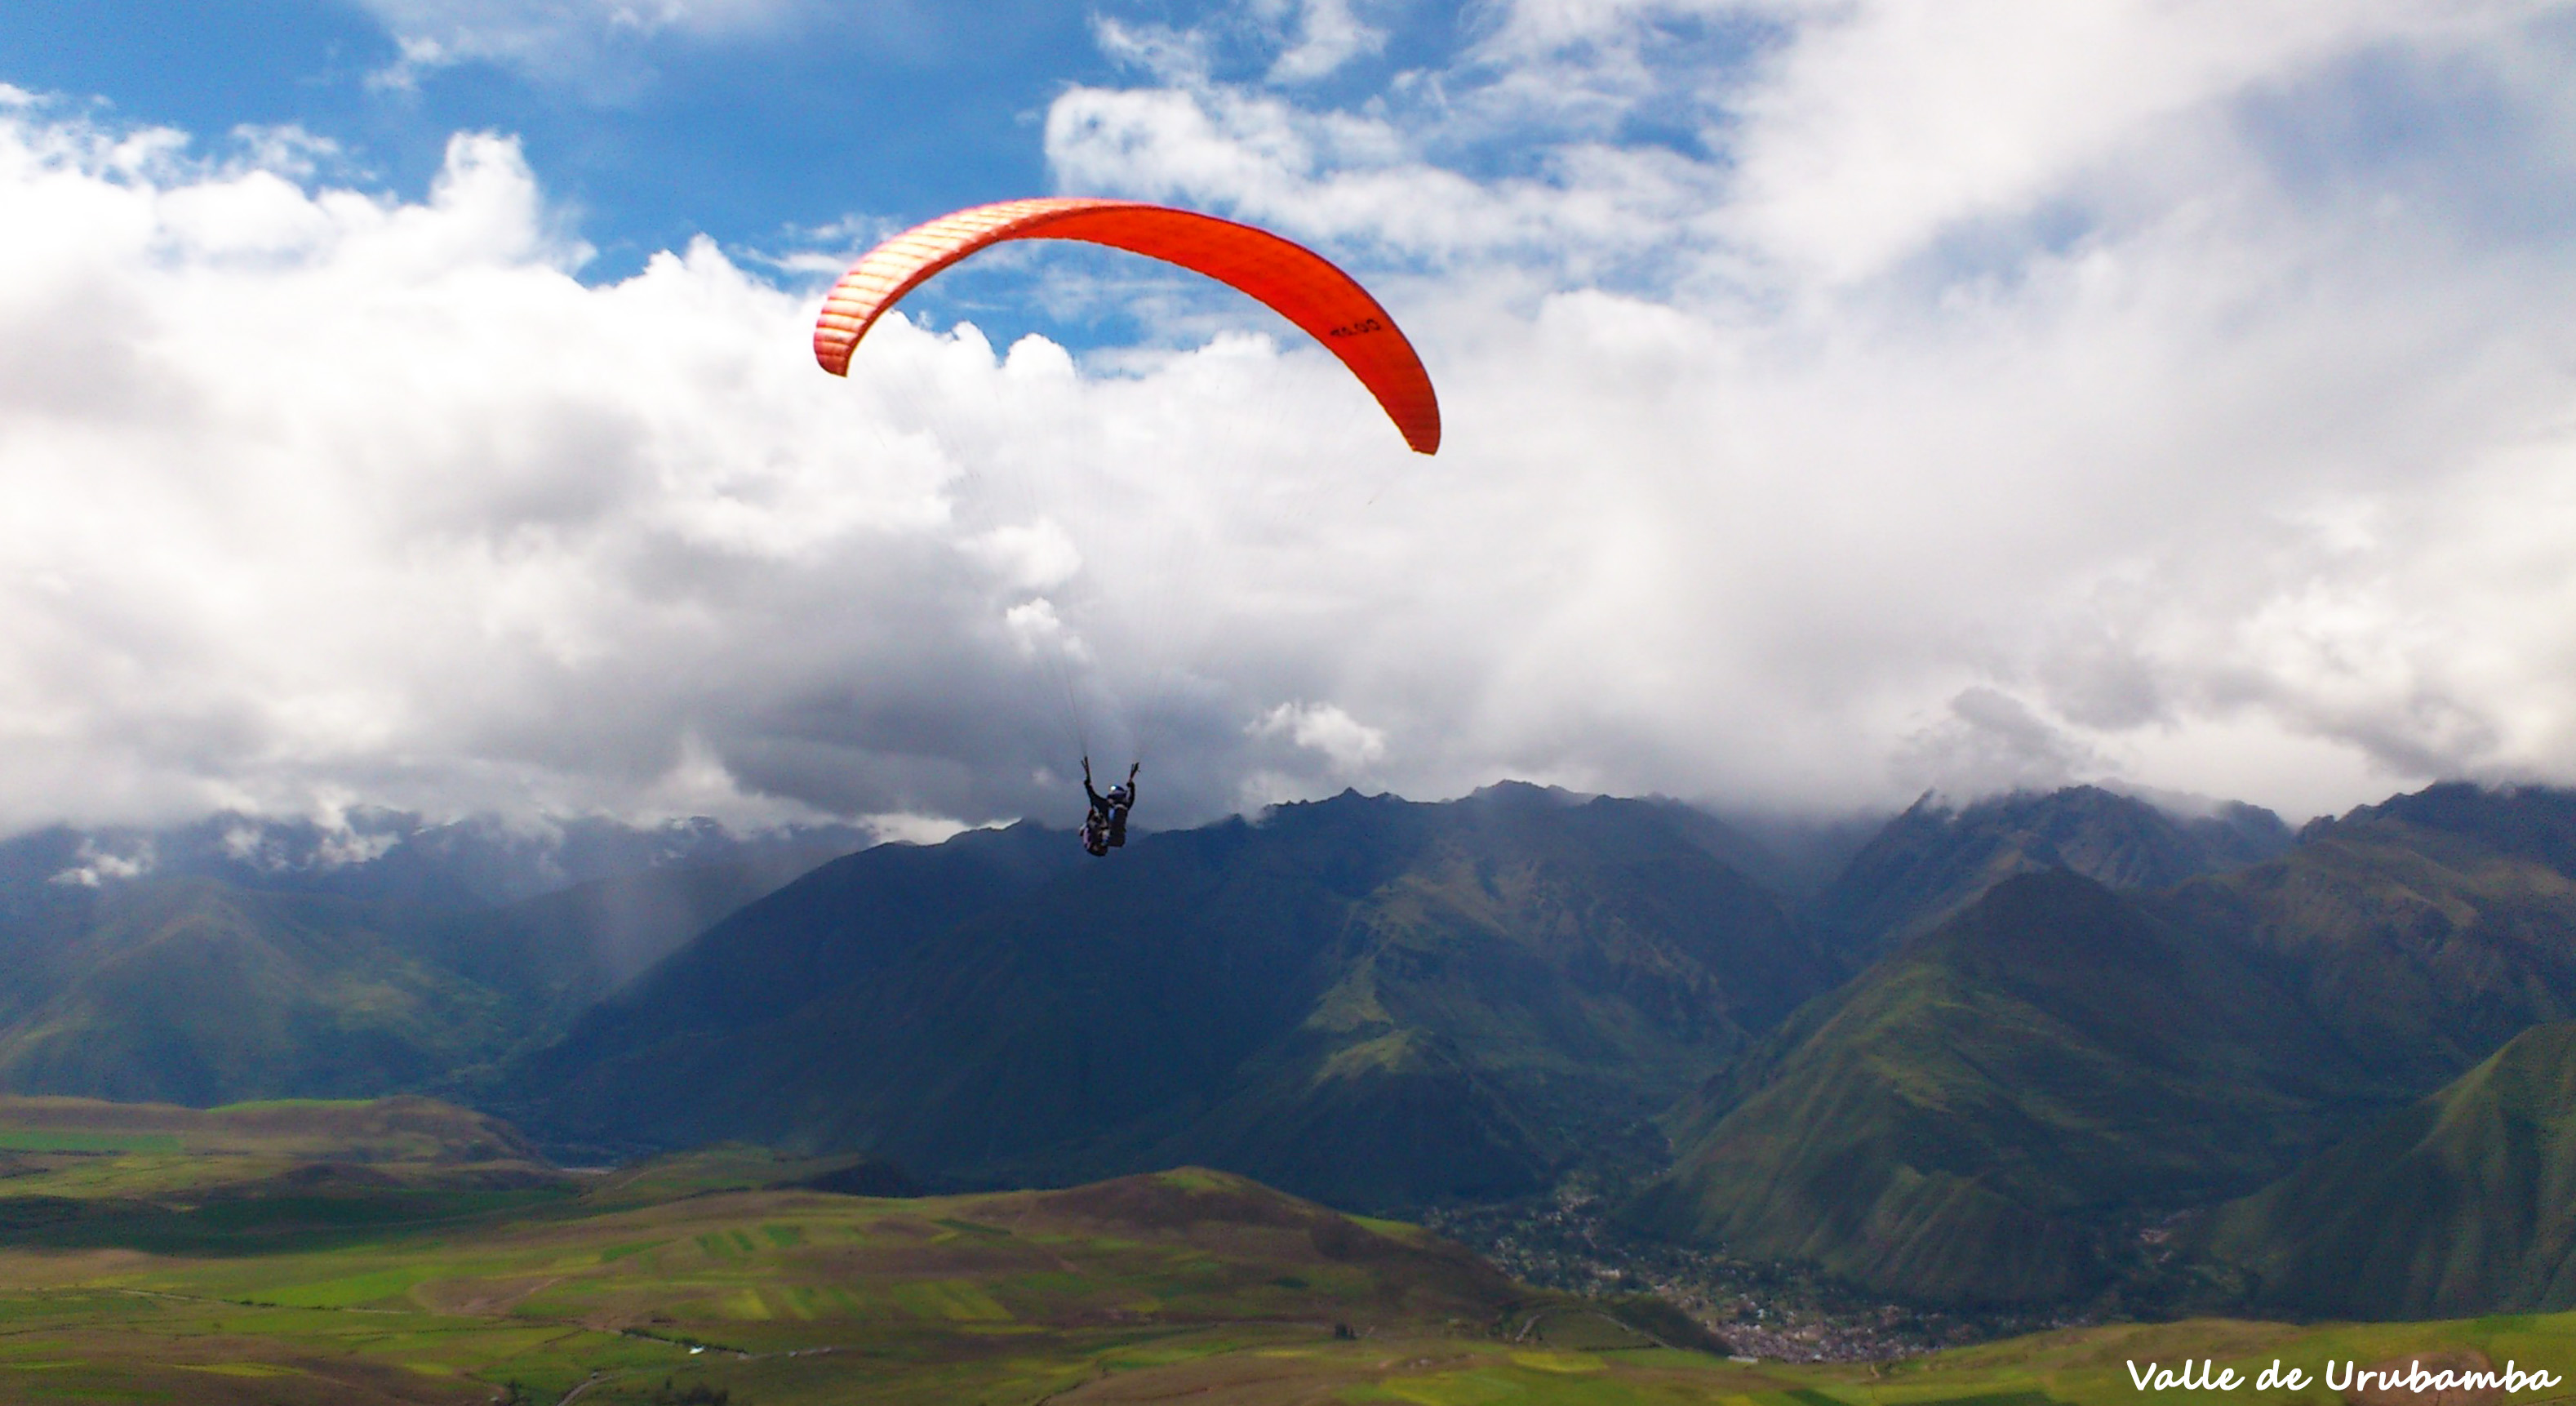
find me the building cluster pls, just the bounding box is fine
[1425,1183,2084,1363]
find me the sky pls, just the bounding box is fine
[2,0,2574,839]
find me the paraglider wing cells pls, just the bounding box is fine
[813,198,1441,455]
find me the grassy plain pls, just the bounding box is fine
[0,1099,2569,1405]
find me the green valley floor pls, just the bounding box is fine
[0,1097,2569,1405]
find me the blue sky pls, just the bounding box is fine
[0,0,1577,279]
[0,2,2573,836]
[0,0,1114,278]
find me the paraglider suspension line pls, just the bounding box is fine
[1046,634,1089,761]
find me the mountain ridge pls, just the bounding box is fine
[0,815,869,1107]
[1634,781,2576,1308]
[1819,784,2292,951]
[516,782,1847,1210]
[8,777,2576,1324]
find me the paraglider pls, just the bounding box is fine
[812,198,1441,454]
[812,198,1441,848]
[1080,757,1138,858]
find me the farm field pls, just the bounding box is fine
[0,1097,2569,1405]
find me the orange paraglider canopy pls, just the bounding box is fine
[813,198,1440,455]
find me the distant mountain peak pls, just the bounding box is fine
[517,781,1843,1212]
[1465,780,1597,805]
[1,810,877,910]
[2300,780,2576,874]
[1821,782,2290,950]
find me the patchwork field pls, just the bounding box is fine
[0,1097,2569,1404]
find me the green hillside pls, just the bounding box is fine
[2201,1019,2576,1318]
[0,1092,537,1162]
[0,1096,1735,1404]
[2170,786,2576,1092]
[16,778,2576,1328]
[1630,870,2371,1304]
[0,880,515,1105]
[0,839,851,1108]
[1637,783,2576,1309]
[3,1095,2570,1404]
[522,784,1844,1209]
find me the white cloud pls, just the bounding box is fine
[1894,687,2107,799]
[4,4,2576,838]
[1713,0,2555,284]
[0,113,1014,830]
[1098,3,1389,88]
[353,0,808,89]
[219,125,350,184]
[1094,16,1219,87]
[861,811,984,846]
[1262,0,1388,82]
[1474,0,1742,56]
[1033,0,2576,819]
[1254,700,1389,771]
[48,838,154,888]
[1044,82,1720,270]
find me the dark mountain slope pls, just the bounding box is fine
[520,785,1843,1210]
[0,835,120,1032]
[674,810,1344,1172]
[415,846,863,1030]
[2174,784,2576,1092]
[512,819,1089,1157]
[1107,790,1841,1206]
[2201,1019,2576,1319]
[1822,785,2290,950]
[1637,782,2576,1308]
[2334,781,2576,870]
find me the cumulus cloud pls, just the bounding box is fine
[0,109,1027,830]
[1712,0,2556,284]
[1043,0,2576,821]
[0,101,1456,832]
[1254,701,1389,771]
[3,2,2575,837]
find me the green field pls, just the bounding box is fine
[0,1130,183,1155]
[0,1099,2569,1404]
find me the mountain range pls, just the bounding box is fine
[0,812,866,1105]
[1818,785,2293,950]
[518,785,1846,1209]
[1637,783,2576,1308]
[6,780,2576,1321]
